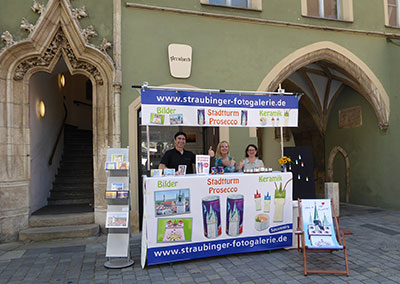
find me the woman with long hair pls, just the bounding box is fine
[213,141,236,172]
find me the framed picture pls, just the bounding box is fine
[105,162,117,170]
[117,162,129,170]
[105,191,117,199]
[151,169,163,177]
[111,183,124,191]
[106,212,128,228]
[164,168,175,176]
[177,165,187,176]
[111,154,124,162]
[117,191,129,199]
[186,133,196,143]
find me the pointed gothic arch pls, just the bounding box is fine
[257,41,390,130]
[0,0,117,241]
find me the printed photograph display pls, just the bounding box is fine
[157,218,193,242]
[151,169,163,177]
[155,189,190,217]
[177,165,187,176]
[105,162,117,170]
[105,191,117,199]
[163,168,175,176]
[170,114,183,125]
[150,113,165,124]
[106,212,128,228]
[111,183,124,191]
[117,191,129,199]
[117,162,129,170]
[111,154,124,162]
[196,155,210,175]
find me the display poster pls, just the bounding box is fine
[196,155,210,175]
[142,172,293,267]
[141,89,299,127]
[300,199,342,249]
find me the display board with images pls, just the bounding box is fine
[142,172,293,267]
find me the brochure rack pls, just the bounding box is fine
[104,147,134,269]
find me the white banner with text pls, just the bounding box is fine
[141,89,299,127]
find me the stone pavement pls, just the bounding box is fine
[1,203,400,284]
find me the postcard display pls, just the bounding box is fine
[141,172,293,267]
[104,148,134,269]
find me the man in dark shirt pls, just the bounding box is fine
[159,131,196,174]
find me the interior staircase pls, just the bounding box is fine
[19,124,99,241]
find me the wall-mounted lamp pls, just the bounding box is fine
[58,73,65,88]
[38,100,45,118]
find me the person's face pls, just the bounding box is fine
[220,143,229,155]
[247,146,257,158]
[174,135,186,148]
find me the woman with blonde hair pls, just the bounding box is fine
[212,141,236,172]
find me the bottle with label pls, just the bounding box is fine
[254,190,261,211]
[264,192,271,213]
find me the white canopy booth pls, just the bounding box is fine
[133,83,301,267]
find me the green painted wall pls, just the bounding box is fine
[0,0,43,45]
[325,86,399,209]
[124,0,398,33]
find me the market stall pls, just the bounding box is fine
[136,84,300,267]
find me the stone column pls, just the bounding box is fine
[325,182,340,217]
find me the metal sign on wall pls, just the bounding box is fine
[168,44,192,78]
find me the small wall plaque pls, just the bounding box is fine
[168,44,192,78]
[338,106,362,129]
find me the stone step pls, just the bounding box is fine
[51,183,93,191]
[60,162,93,167]
[49,191,93,199]
[63,146,92,151]
[47,198,93,206]
[29,212,94,227]
[64,139,92,145]
[62,152,93,158]
[19,224,99,241]
[53,177,93,183]
[57,168,93,175]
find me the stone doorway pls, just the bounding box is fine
[0,0,117,241]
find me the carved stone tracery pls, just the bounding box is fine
[13,28,103,85]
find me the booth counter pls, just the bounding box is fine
[141,172,293,267]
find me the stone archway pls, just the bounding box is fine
[258,41,389,130]
[0,0,117,241]
[327,146,350,203]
